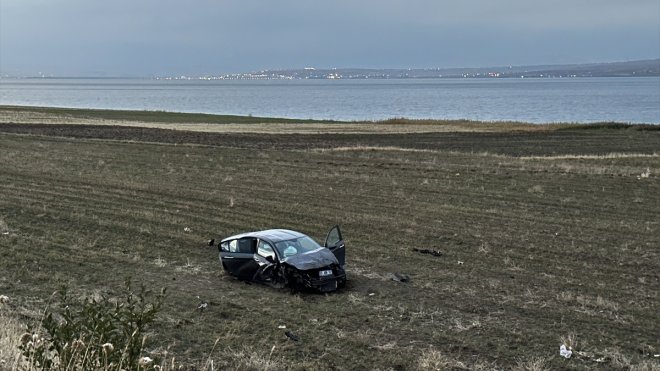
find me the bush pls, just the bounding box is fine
[19,279,165,370]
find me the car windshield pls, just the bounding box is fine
[274,236,321,259]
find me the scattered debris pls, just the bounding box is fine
[560,344,573,359]
[285,330,300,342]
[1,232,9,236]
[637,168,651,179]
[457,261,464,265]
[278,325,286,329]
[388,272,410,283]
[207,239,215,246]
[368,293,375,296]
[0,295,9,304]
[184,227,192,232]
[412,248,442,257]
[197,301,208,312]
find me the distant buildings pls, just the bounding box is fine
[151,59,660,81]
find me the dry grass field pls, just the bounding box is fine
[0,107,659,370]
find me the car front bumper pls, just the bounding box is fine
[304,273,347,292]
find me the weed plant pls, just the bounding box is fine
[19,280,165,370]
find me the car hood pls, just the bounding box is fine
[282,248,338,270]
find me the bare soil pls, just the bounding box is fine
[1,122,659,156]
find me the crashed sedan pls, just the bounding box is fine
[211,226,346,292]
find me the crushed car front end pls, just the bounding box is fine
[285,264,347,292]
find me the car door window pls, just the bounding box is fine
[228,240,238,252]
[257,240,276,261]
[238,238,256,254]
[325,225,342,248]
[220,241,230,252]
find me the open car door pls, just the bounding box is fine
[324,225,345,267]
[220,238,260,281]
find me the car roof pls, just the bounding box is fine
[221,229,308,244]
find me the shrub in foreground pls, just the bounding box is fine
[20,280,165,370]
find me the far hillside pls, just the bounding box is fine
[236,59,660,79]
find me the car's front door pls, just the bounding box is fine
[324,225,345,267]
[220,237,259,281]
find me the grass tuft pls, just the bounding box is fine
[417,348,466,370]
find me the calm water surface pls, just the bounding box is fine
[1,77,658,123]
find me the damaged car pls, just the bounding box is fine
[211,226,346,292]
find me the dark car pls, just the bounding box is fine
[211,226,346,292]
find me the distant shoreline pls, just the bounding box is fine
[1,105,658,133]
[3,59,658,80]
[2,74,659,81]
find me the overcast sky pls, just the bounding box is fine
[1,0,659,76]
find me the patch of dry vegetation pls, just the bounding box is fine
[520,152,660,160]
[0,301,28,370]
[417,348,466,370]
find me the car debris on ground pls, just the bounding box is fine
[560,344,573,359]
[388,272,410,283]
[284,331,300,342]
[197,301,208,312]
[412,248,442,257]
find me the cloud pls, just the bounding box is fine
[370,0,660,29]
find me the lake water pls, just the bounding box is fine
[1,77,659,123]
